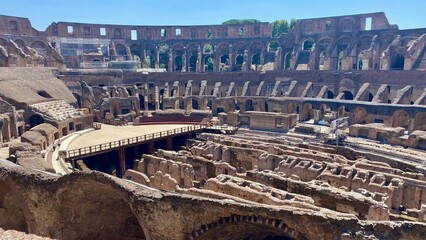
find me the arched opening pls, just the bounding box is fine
[174,55,183,71]
[192,99,199,110]
[251,53,261,71]
[29,114,44,128]
[414,112,426,130]
[115,44,126,56]
[319,51,326,70]
[368,92,374,102]
[391,53,405,70]
[245,100,254,111]
[220,54,230,72]
[189,55,197,72]
[30,41,48,57]
[353,107,368,124]
[53,180,147,240]
[337,51,344,70]
[341,91,354,100]
[234,54,244,71]
[302,39,314,51]
[193,219,298,240]
[204,55,214,72]
[326,90,334,99]
[129,44,141,60]
[392,110,409,128]
[284,53,291,70]
[268,41,280,52]
[158,43,170,70]
[358,52,365,70]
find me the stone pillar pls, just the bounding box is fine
[168,51,173,72]
[166,137,173,150]
[260,50,265,65]
[228,44,233,71]
[155,86,160,110]
[148,141,155,154]
[155,45,159,69]
[214,51,220,72]
[119,147,126,177]
[182,50,187,72]
[196,45,202,72]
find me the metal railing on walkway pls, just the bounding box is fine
[65,125,205,160]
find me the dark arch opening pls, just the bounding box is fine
[234,54,244,71]
[303,40,314,51]
[29,114,44,128]
[204,55,214,72]
[192,99,199,110]
[220,54,230,72]
[342,91,353,100]
[194,221,297,240]
[245,100,254,111]
[327,90,334,99]
[174,55,183,71]
[252,53,261,71]
[285,53,292,70]
[189,55,197,72]
[391,53,405,70]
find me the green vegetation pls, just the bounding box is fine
[222,19,261,25]
[271,18,296,37]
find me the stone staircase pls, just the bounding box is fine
[30,100,83,122]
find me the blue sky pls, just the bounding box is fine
[1,0,425,31]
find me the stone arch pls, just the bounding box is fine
[144,43,156,68]
[52,176,148,240]
[0,37,9,46]
[284,52,292,70]
[392,109,409,128]
[413,112,426,130]
[13,38,26,48]
[189,55,197,72]
[220,54,230,72]
[352,107,368,124]
[268,41,280,52]
[30,40,48,57]
[302,39,314,51]
[29,114,44,128]
[191,215,303,240]
[251,53,261,71]
[216,42,230,55]
[115,43,126,56]
[339,78,355,96]
[380,33,398,52]
[335,37,351,70]
[357,35,373,51]
[129,43,142,60]
[357,51,366,70]
[174,55,183,71]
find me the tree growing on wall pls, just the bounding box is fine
[222,19,261,24]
